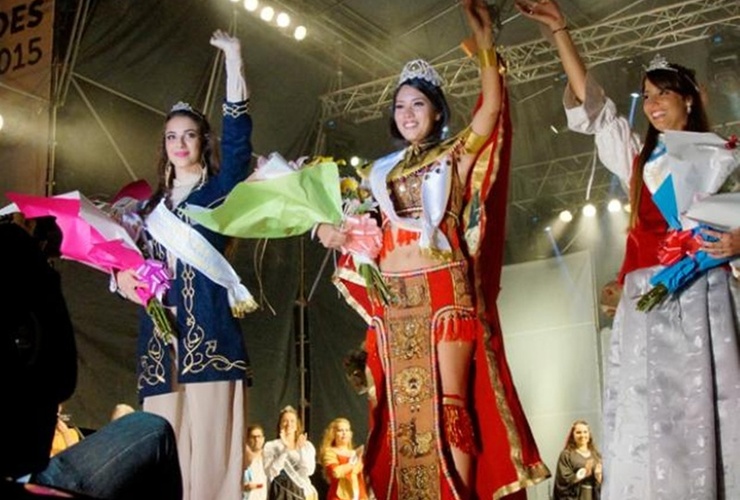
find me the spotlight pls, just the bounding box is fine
[350,156,361,167]
[558,210,573,223]
[276,12,290,28]
[607,199,622,213]
[630,91,640,98]
[544,226,552,233]
[294,25,307,40]
[582,203,597,217]
[260,6,274,21]
[244,0,258,11]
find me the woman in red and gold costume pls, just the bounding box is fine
[319,418,368,500]
[317,1,549,498]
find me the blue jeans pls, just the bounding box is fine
[32,412,182,499]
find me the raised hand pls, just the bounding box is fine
[515,0,566,31]
[210,29,241,61]
[461,0,493,49]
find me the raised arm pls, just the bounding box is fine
[457,0,502,181]
[515,0,587,103]
[210,29,249,103]
[463,0,501,138]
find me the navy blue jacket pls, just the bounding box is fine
[137,103,253,398]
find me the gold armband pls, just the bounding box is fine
[463,129,488,155]
[478,47,497,69]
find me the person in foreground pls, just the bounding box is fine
[552,421,602,500]
[262,406,318,500]
[517,1,740,498]
[317,1,549,498]
[319,418,368,500]
[113,29,255,500]
[0,218,182,499]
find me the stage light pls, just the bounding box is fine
[558,210,573,223]
[582,203,597,217]
[630,91,640,98]
[260,6,274,21]
[350,156,361,167]
[276,12,290,27]
[607,199,622,213]
[294,25,307,40]
[544,226,552,233]
[244,0,258,11]
[0,113,4,131]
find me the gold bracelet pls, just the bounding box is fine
[551,25,568,35]
[478,47,497,69]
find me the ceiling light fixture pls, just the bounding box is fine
[276,12,290,28]
[582,203,597,218]
[607,199,622,213]
[294,25,307,41]
[260,6,274,21]
[558,209,573,223]
[243,0,258,12]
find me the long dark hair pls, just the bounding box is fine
[145,106,220,212]
[564,420,601,460]
[630,63,709,227]
[389,77,450,146]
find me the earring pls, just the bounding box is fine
[686,103,692,114]
[164,161,173,187]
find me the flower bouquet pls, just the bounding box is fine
[636,131,738,311]
[2,191,175,343]
[337,175,393,305]
[186,153,394,304]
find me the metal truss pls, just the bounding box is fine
[319,0,740,124]
[509,120,740,215]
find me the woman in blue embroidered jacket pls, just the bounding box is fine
[115,30,255,500]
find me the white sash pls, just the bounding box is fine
[146,200,257,317]
[369,148,452,254]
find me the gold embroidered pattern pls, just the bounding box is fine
[393,366,432,411]
[386,276,428,309]
[388,316,427,361]
[138,328,167,389]
[397,418,434,459]
[398,463,438,500]
[179,263,248,375]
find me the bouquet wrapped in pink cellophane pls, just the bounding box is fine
[2,190,175,343]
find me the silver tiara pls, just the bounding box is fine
[170,101,194,113]
[645,54,677,73]
[398,59,444,88]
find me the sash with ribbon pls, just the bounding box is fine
[369,147,453,257]
[146,200,258,317]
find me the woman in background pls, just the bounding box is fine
[263,406,318,500]
[319,418,367,500]
[553,420,602,500]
